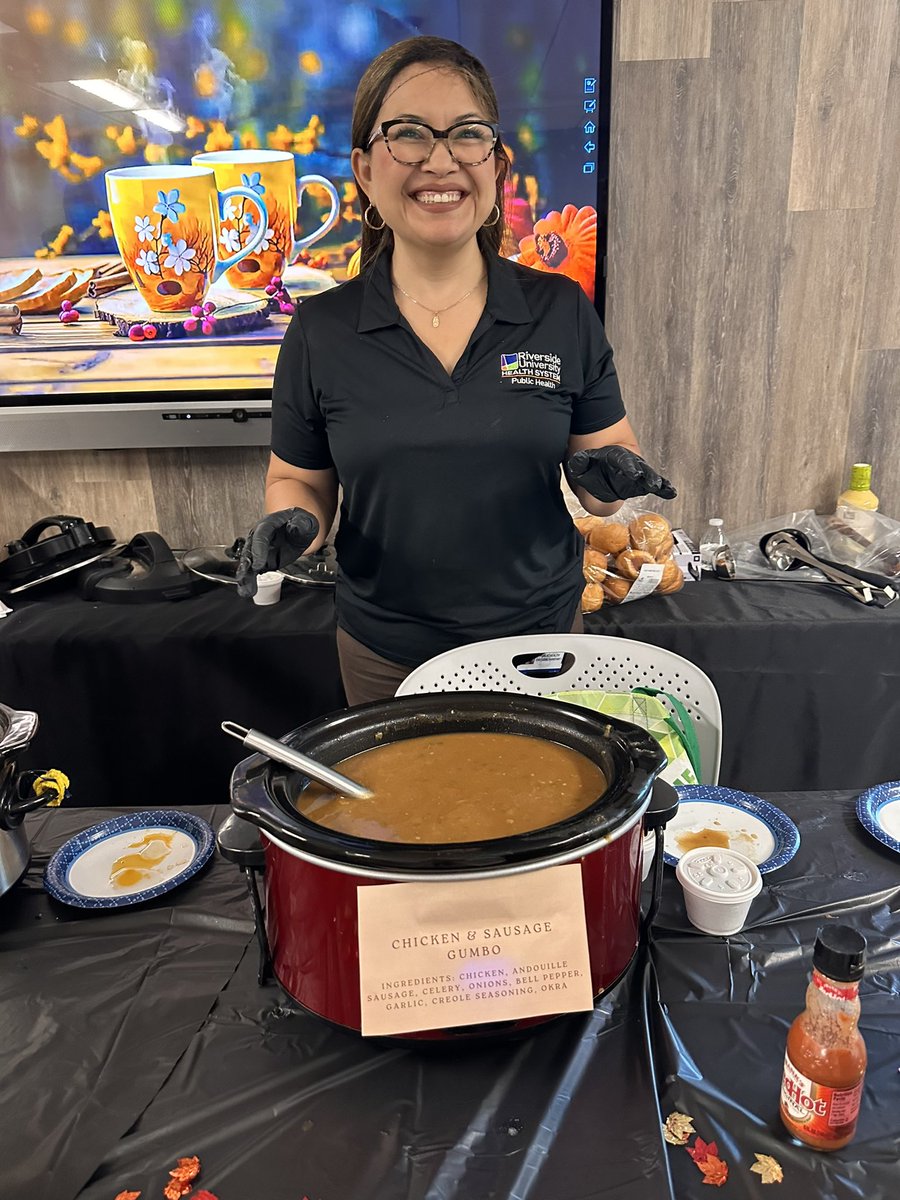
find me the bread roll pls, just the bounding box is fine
[586,520,630,555]
[601,574,632,604]
[629,513,674,560]
[583,547,609,584]
[656,559,684,594]
[615,548,656,580]
[581,582,605,613]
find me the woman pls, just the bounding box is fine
[237,35,675,705]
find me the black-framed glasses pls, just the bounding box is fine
[367,119,499,166]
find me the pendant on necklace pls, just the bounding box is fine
[431,314,440,328]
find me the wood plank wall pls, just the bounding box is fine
[610,0,899,537]
[1,0,898,551]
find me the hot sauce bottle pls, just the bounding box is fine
[780,925,867,1151]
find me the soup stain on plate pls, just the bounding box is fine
[667,809,770,864]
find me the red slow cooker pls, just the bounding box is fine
[228,692,669,1040]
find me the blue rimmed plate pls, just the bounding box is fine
[664,785,800,874]
[44,809,215,909]
[856,782,900,856]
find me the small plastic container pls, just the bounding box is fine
[675,846,762,935]
[252,570,283,606]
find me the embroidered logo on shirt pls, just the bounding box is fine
[500,351,561,389]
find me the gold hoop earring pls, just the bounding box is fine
[363,205,385,231]
[482,203,501,228]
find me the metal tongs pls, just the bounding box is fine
[760,529,897,607]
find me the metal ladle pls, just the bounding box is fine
[221,721,373,799]
[759,529,896,607]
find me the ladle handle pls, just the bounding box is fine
[221,721,372,799]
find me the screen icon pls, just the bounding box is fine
[583,98,597,113]
[584,77,597,94]
[582,162,596,175]
[584,120,596,135]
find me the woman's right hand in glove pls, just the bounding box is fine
[235,508,319,599]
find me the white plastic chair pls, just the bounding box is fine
[395,634,722,784]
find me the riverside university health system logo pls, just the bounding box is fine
[500,351,562,388]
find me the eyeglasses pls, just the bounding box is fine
[367,119,499,166]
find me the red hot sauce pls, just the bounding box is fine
[780,924,867,1151]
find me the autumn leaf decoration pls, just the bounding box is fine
[686,1137,730,1187]
[750,1153,785,1184]
[663,1111,696,1145]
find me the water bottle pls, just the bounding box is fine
[699,518,728,573]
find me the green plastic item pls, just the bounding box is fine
[550,686,701,786]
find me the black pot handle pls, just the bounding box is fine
[0,764,62,829]
[230,756,306,847]
[642,779,680,933]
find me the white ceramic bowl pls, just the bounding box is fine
[675,846,762,935]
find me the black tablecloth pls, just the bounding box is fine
[1,576,899,803]
[2,795,898,1200]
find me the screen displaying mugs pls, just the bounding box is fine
[0,0,606,399]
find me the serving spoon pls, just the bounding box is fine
[221,721,373,799]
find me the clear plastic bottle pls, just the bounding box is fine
[780,925,867,1151]
[699,518,727,572]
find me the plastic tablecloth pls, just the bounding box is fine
[1,793,898,1200]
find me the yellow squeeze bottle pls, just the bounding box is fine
[838,464,879,512]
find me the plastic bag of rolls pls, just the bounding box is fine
[575,511,684,611]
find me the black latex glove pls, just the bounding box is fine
[565,446,677,504]
[235,507,319,599]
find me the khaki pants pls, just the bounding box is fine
[337,610,585,707]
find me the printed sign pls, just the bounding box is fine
[357,863,594,1036]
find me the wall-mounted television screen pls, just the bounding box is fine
[0,0,612,450]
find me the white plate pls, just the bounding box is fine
[856,781,900,855]
[44,810,214,908]
[664,786,800,873]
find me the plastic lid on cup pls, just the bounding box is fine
[676,847,761,899]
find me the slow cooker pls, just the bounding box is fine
[1,701,66,896]
[227,692,673,1040]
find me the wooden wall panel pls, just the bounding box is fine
[0,446,267,549]
[859,20,900,350]
[788,0,897,212]
[763,210,870,515]
[846,350,900,518]
[618,0,712,61]
[609,0,805,535]
[0,450,158,545]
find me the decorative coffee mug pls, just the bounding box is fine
[191,150,340,289]
[105,165,269,312]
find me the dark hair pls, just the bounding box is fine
[351,36,509,271]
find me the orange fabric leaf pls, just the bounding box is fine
[162,1182,190,1200]
[698,1155,729,1187]
[169,1156,200,1183]
[114,1192,141,1200]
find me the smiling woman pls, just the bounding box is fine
[235,35,677,706]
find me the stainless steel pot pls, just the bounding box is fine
[0,701,58,896]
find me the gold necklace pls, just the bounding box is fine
[392,274,485,328]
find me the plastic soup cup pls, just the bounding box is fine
[253,571,283,606]
[676,846,763,935]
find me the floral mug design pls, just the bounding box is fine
[105,165,269,312]
[191,151,340,289]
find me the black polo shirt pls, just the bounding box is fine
[271,250,626,667]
